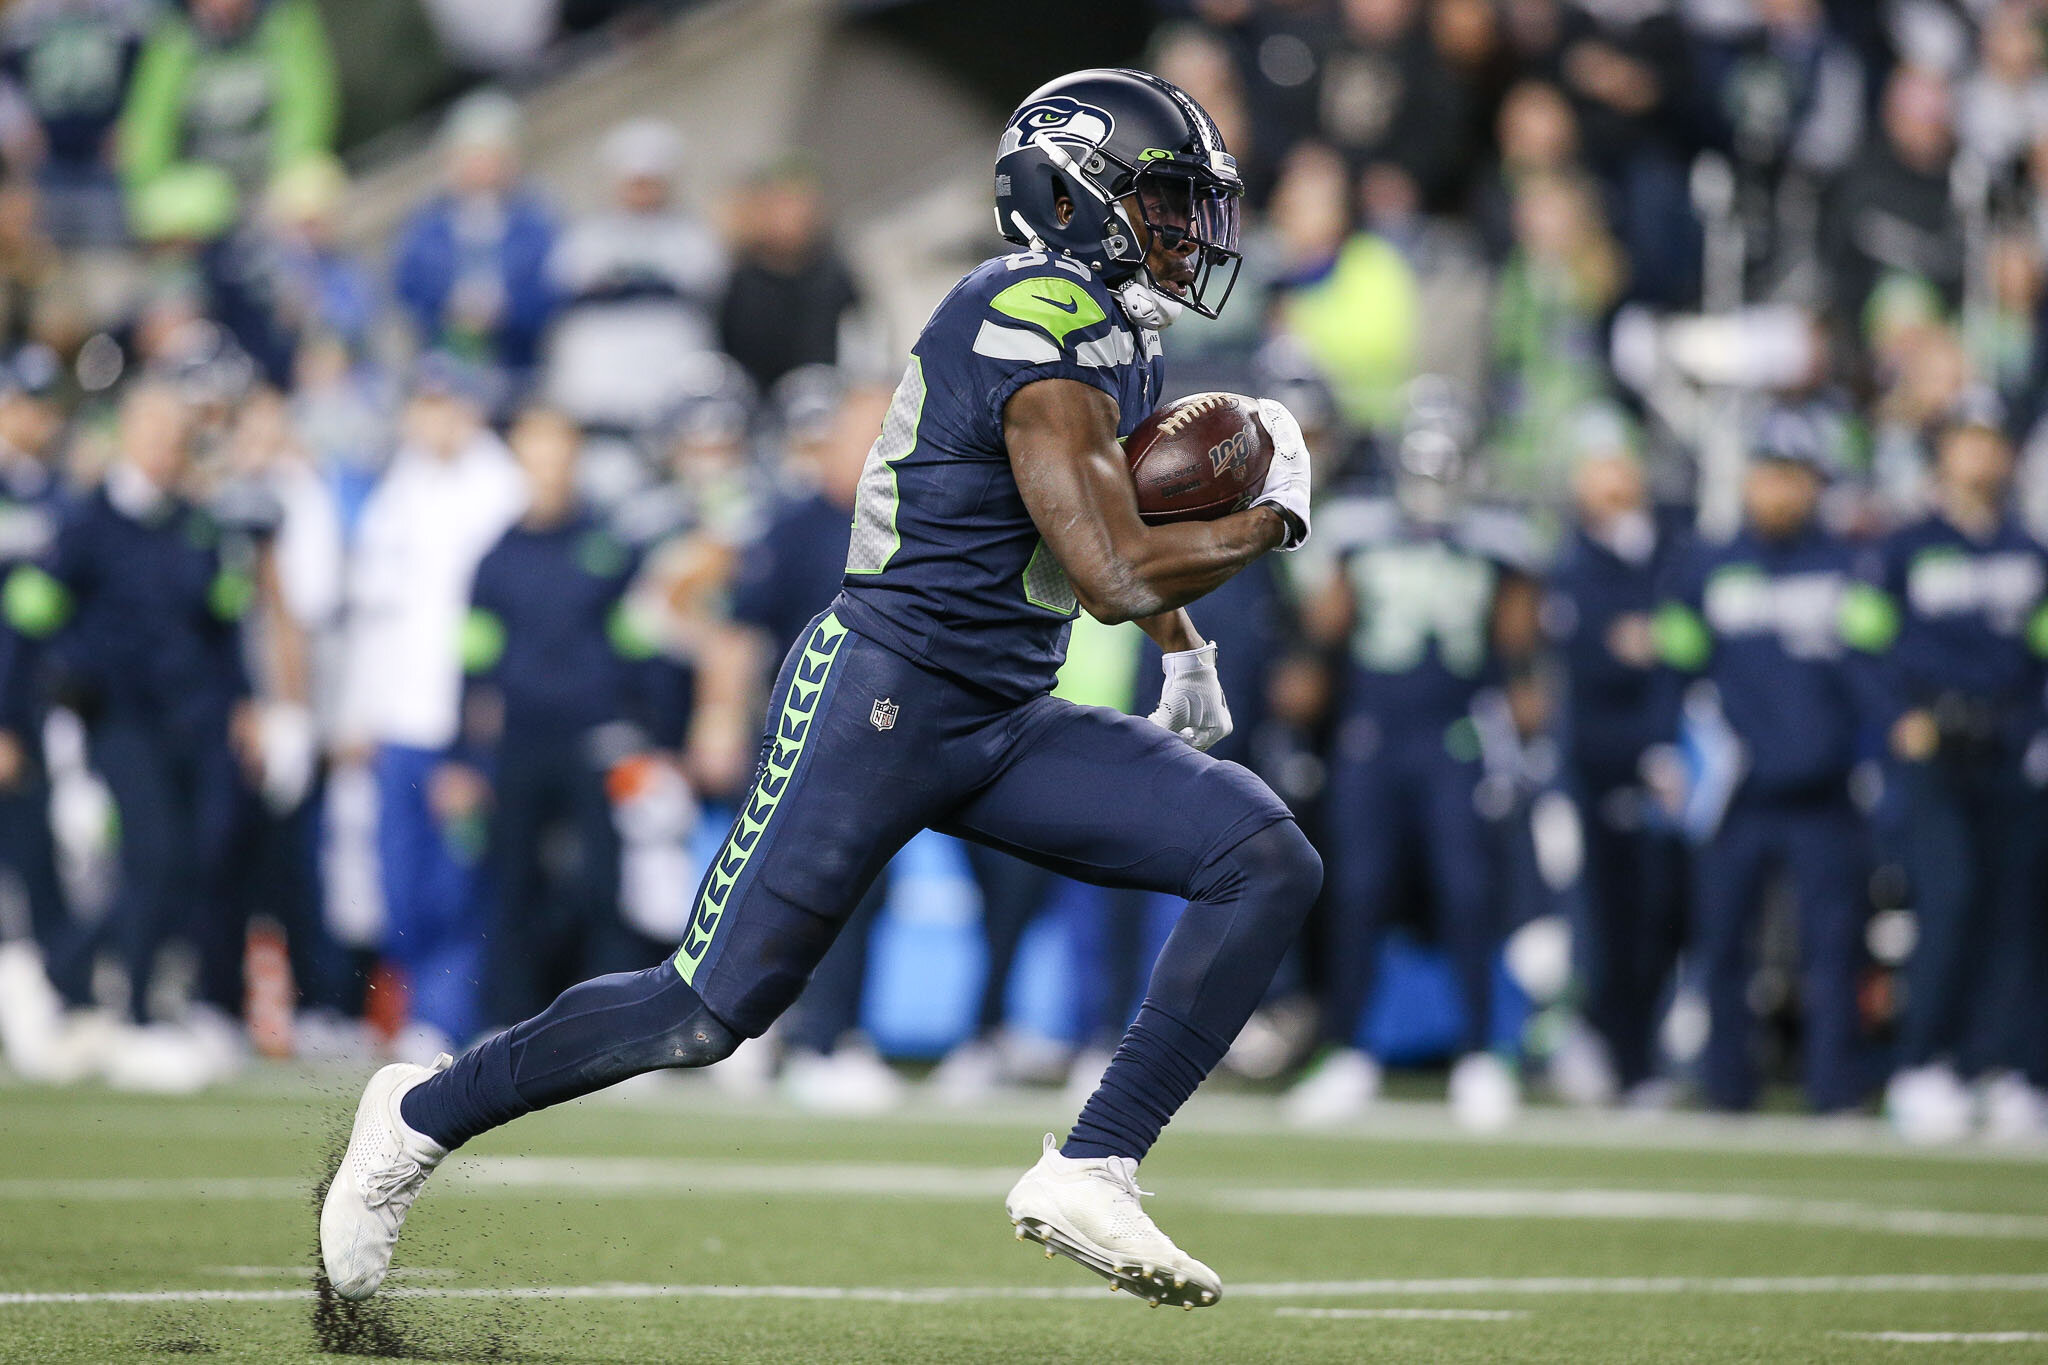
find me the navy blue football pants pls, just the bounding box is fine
[1692,794,1870,1112]
[679,610,1305,1035]
[1320,719,1497,1056]
[1895,754,2047,1083]
[479,733,664,1031]
[402,608,1320,1158]
[1573,770,1686,1090]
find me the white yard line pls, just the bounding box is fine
[1275,1307,1528,1321]
[4,1157,2045,1241]
[1834,1332,2048,1344]
[4,1273,2047,1309]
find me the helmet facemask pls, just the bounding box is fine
[1120,165,1242,320]
[1023,130,1242,320]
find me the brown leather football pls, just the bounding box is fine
[1123,392,1273,525]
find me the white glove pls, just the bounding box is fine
[1252,396,1311,550]
[258,701,318,814]
[1148,642,1233,752]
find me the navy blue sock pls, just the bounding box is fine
[1065,1005,1221,1160]
[1063,820,1321,1161]
[399,963,737,1150]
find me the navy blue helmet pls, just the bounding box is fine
[993,68,1244,319]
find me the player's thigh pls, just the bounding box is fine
[675,611,950,1033]
[941,696,1290,898]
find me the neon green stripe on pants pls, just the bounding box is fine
[675,613,849,986]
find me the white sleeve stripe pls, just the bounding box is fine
[1073,329,1135,368]
[972,320,1062,364]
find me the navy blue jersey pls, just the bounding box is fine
[1858,513,2048,739]
[1546,521,1685,778]
[730,488,852,662]
[0,457,64,731]
[463,512,648,740]
[13,486,251,737]
[1656,525,1883,799]
[1322,497,1531,727]
[833,252,1163,702]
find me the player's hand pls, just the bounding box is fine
[1149,642,1233,752]
[1251,397,1311,551]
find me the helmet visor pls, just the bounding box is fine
[1132,167,1242,320]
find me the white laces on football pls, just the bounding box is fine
[1115,280,1183,332]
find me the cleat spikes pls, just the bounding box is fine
[1182,1303,1195,1312]
[1045,1246,1056,1259]
[1148,1297,1161,1308]
[1108,1282,1121,1293]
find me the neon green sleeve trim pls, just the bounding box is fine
[2028,602,2048,660]
[607,602,657,661]
[1652,602,1711,672]
[989,276,1106,347]
[461,607,508,674]
[207,569,255,622]
[3,564,72,638]
[1837,583,1901,653]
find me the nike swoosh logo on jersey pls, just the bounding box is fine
[1035,294,1081,314]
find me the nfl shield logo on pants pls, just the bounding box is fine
[869,697,899,732]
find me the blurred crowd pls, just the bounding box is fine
[0,0,2046,1147]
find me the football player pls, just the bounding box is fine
[322,69,1316,1311]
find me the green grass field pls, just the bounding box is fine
[4,1069,2048,1363]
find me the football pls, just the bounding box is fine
[1123,391,1274,524]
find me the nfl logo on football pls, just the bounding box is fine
[869,697,899,732]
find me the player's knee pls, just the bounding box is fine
[657,1001,740,1069]
[1193,819,1322,927]
[1245,819,1323,918]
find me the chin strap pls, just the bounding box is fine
[1114,278,1184,332]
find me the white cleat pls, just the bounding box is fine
[779,1039,905,1116]
[320,1054,452,1301]
[1005,1134,1221,1310]
[1448,1052,1520,1133]
[928,1038,1004,1106]
[1980,1072,2048,1147]
[103,1022,236,1094]
[1887,1064,1973,1146]
[1281,1046,1380,1127]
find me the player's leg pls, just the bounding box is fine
[1690,806,1771,1111]
[1893,763,1977,1072]
[1283,733,1403,1124]
[321,612,941,1299]
[944,697,1318,1306]
[1786,804,1872,1113]
[1418,736,1516,1127]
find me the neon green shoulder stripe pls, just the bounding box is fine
[989,276,1106,348]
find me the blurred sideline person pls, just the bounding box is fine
[445,409,667,1032]
[6,380,260,1090]
[546,117,728,467]
[1654,414,1879,1114]
[1544,429,1688,1105]
[1867,403,2048,1144]
[0,347,82,1077]
[393,92,557,393]
[1284,386,1539,1132]
[338,355,525,1055]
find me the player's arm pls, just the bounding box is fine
[1004,378,1286,625]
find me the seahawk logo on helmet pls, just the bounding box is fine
[992,68,1244,320]
[999,97,1115,158]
